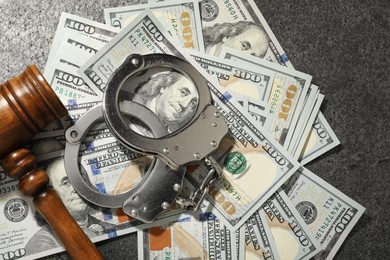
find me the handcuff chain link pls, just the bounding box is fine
[176,156,222,212]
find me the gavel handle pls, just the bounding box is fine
[3,149,104,259]
[35,189,104,259]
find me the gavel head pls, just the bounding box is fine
[0,65,68,158]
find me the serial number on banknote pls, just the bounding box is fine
[0,183,19,195]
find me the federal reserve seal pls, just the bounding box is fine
[4,198,29,222]
[296,201,317,225]
[224,152,247,176]
[200,0,219,22]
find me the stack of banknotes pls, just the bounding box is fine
[0,0,365,259]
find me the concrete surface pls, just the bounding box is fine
[0,0,389,259]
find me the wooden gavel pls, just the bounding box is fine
[0,65,104,259]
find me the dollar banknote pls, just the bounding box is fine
[287,85,321,156]
[45,12,119,72]
[220,47,312,148]
[283,167,365,260]
[138,212,237,259]
[104,0,205,52]
[291,93,324,160]
[239,211,280,259]
[299,112,341,165]
[261,190,322,260]
[44,48,101,128]
[199,0,291,67]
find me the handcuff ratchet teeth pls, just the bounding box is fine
[64,53,228,223]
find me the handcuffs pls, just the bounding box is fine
[64,54,228,223]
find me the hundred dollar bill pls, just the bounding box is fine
[45,12,119,72]
[299,112,340,165]
[199,0,291,66]
[220,47,312,147]
[104,0,205,52]
[44,31,111,127]
[138,212,237,259]
[239,211,280,259]
[283,167,365,260]
[79,10,301,231]
[261,190,322,260]
[286,85,320,156]
[291,93,324,160]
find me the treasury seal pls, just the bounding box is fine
[296,201,317,225]
[200,0,219,22]
[224,152,247,176]
[4,198,29,222]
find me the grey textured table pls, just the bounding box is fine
[0,0,389,259]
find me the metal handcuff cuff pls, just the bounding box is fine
[64,54,228,223]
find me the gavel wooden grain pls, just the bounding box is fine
[0,65,104,259]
